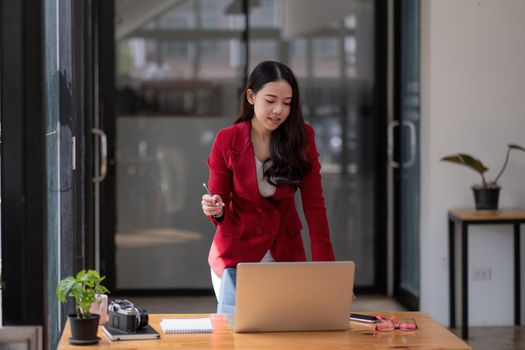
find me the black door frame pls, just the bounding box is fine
[1,0,45,326]
[96,0,118,293]
[392,0,420,311]
[372,0,388,295]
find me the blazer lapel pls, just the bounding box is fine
[230,121,274,209]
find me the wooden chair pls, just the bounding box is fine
[0,326,42,350]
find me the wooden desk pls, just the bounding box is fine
[57,312,470,349]
[448,208,525,339]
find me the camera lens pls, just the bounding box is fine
[136,308,149,329]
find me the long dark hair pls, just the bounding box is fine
[235,61,311,187]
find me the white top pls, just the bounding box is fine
[210,251,274,301]
[255,157,276,197]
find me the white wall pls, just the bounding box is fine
[420,0,525,326]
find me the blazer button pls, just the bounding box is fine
[256,207,262,213]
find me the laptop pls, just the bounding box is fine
[225,261,355,333]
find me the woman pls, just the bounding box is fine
[201,60,335,302]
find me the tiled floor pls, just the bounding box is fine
[123,295,525,350]
[450,326,525,350]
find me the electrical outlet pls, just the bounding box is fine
[472,268,492,281]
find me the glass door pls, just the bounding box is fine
[246,0,383,289]
[111,0,244,291]
[102,0,387,293]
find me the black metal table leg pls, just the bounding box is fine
[461,223,468,340]
[449,218,456,329]
[515,223,521,326]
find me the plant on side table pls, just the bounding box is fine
[441,143,525,210]
[56,270,109,345]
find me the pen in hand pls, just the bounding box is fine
[203,183,220,206]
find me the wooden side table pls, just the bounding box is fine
[448,208,525,339]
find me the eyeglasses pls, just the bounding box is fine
[373,316,417,332]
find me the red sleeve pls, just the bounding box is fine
[301,124,335,261]
[207,129,232,225]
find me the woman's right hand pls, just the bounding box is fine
[201,194,225,218]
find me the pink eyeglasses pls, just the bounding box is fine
[373,316,418,332]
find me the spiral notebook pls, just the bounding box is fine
[160,318,213,334]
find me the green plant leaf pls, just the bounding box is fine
[508,144,525,152]
[56,269,109,318]
[56,276,75,303]
[440,153,488,174]
[493,143,525,185]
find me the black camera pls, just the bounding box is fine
[108,299,149,333]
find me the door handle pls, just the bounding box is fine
[388,120,417,169]
[92,128,107,183]
[387,120,400,168]
[402,120,416,168]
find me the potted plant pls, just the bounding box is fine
[441,143,525,210]
[56,270,109,344]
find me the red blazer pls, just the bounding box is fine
[207,120,335,277]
